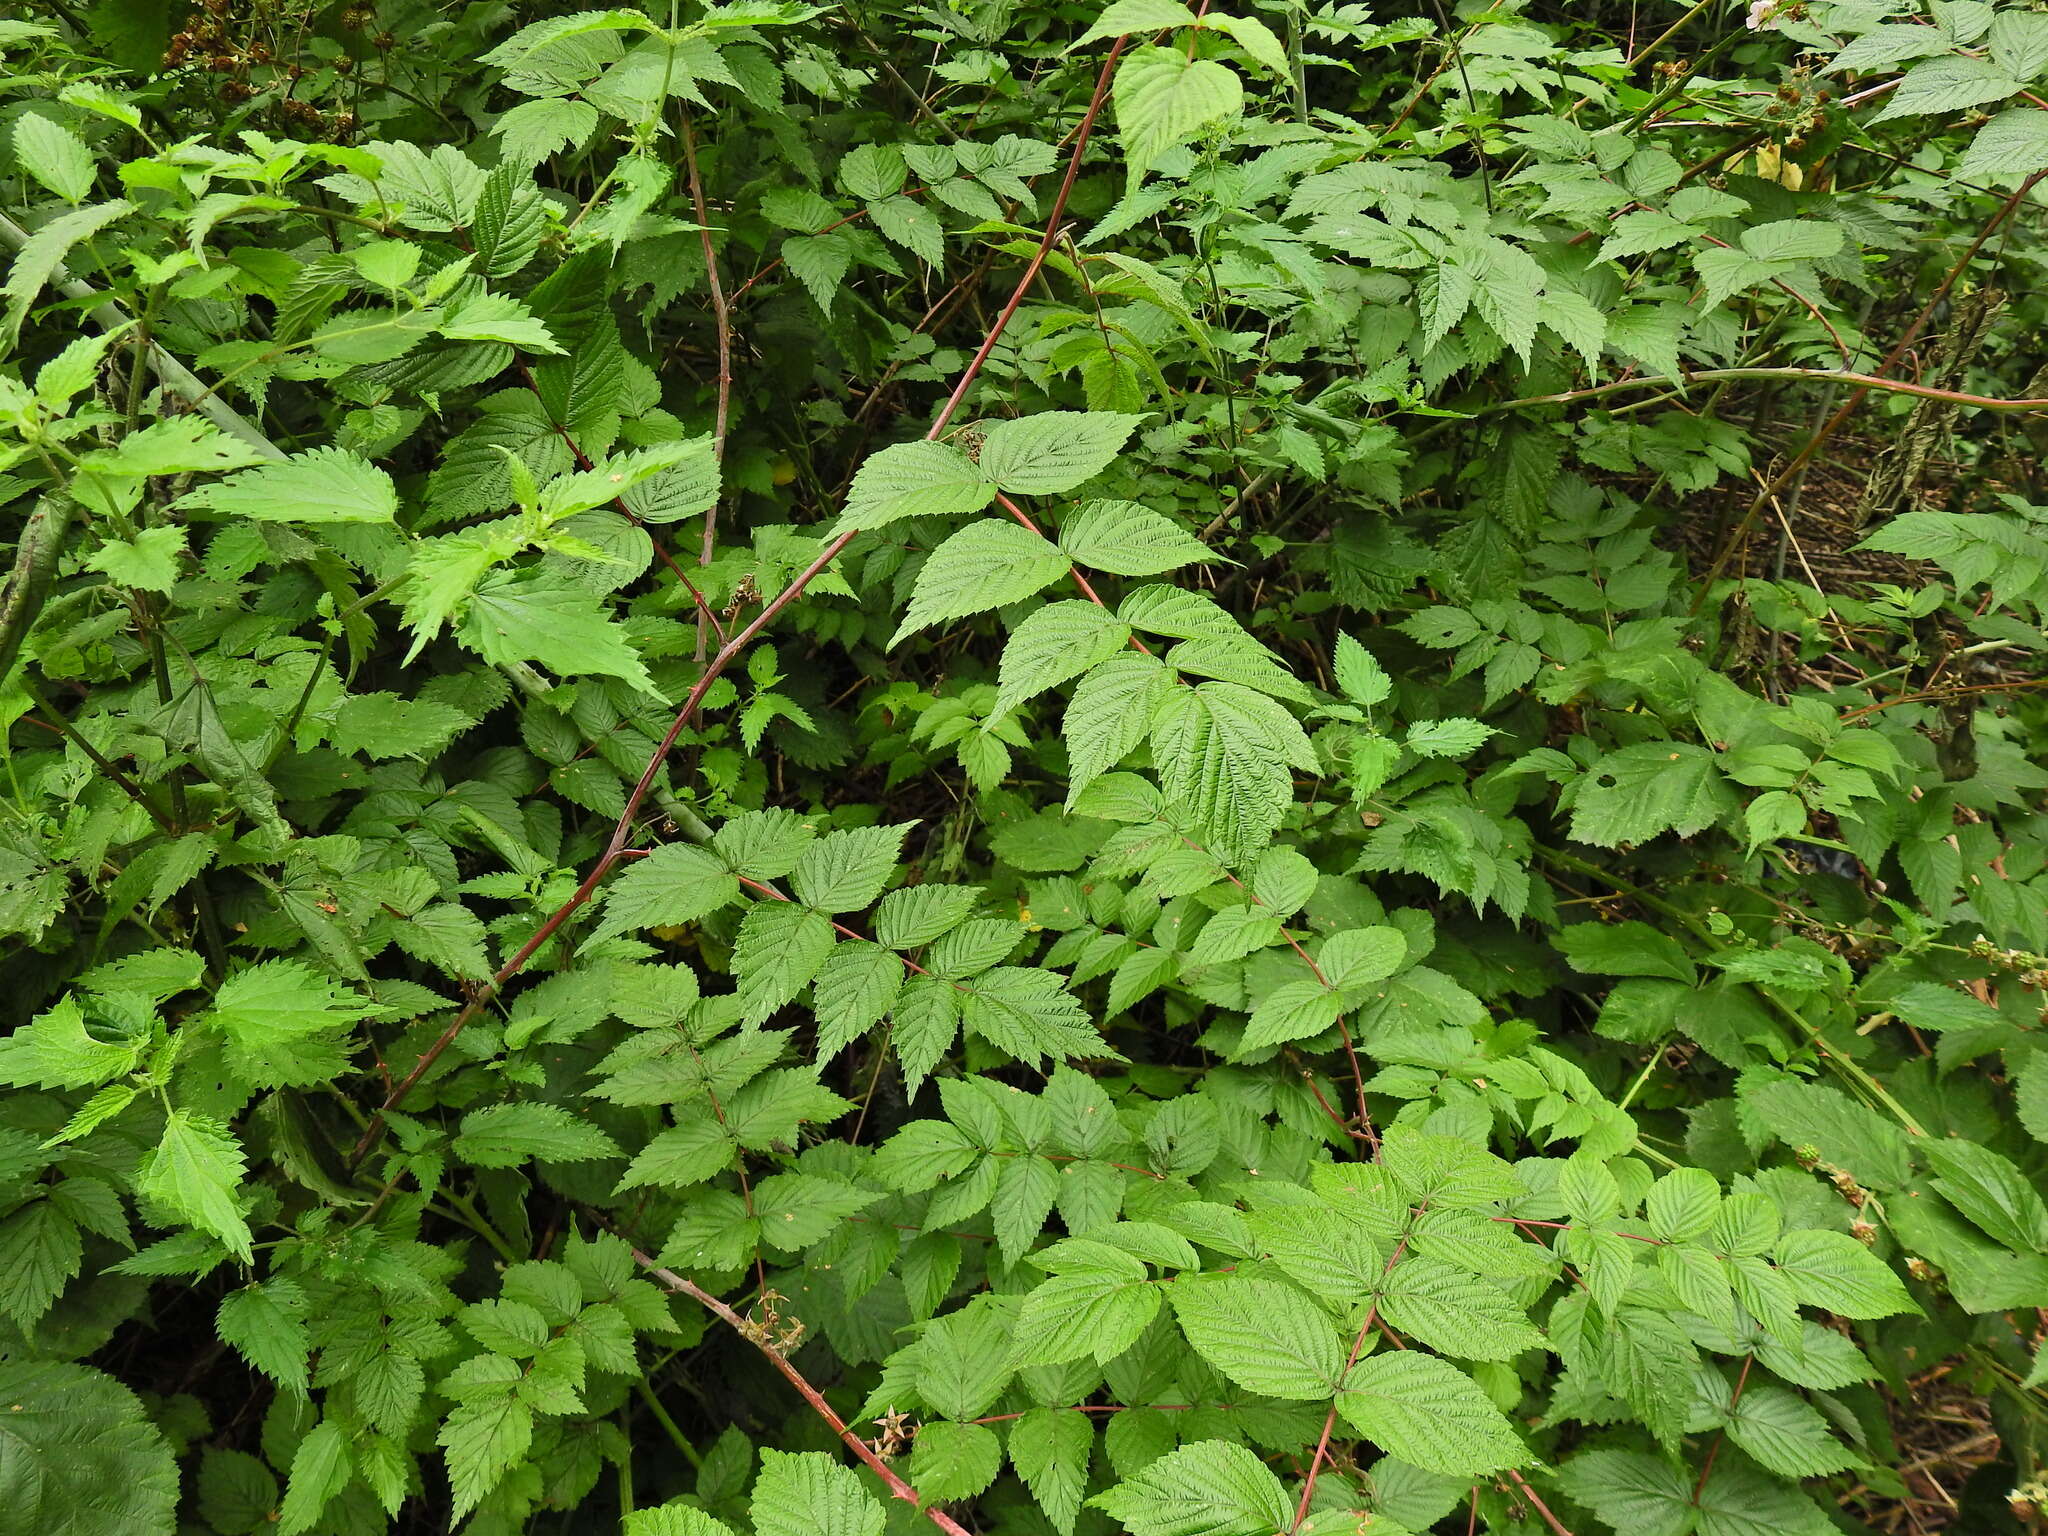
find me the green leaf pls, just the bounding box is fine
[439,1395,533,1523]
[833,439,992,533]
[1745,1079,1912,1190]
[1114,47,1244,186]
[1870,55,2023,124]
[907,1420,1002,1501]
[0,995,142,1090]
[1074,0,1200,52]
[1320,925,1408,995]
[1405,717,1494,759]
[1377,1257,1543,1361]
[589,844,742,947]
[1889,982,2001,1033]
[1150,680,1310,866]
[330,692,470,761]
[1239,978,1343,1052]
[1065,651,1172,797]
[993,600,1133,719]
[454,1103,622,1168]
[813,941,904,1054]
[732,902,835,1023]
[977,413,1143,496]
[1738,220,1844,263]
[180,448,399,524]
[1334,632,1392,709]
[750,1449,885,1536]
[1090,1439,1293,1536]
[1554,920,1697,983]
[1013,1245,1161,1366]
[1570,743,1735,848]
[1924,1138,2048,1253]
[1057,499,1214,576]
[139,1111,252,1261]
[218,1279,310,1395]
[12,113,95,203]
[457,573,654,691]
[211,960,371,1089]
[1009,1408,1094,1536]
[960,966,1108,1068]
[1961,108,2048,179]
[0,1362,179,1536]
[0,1200,81,1329]
[1337,1350,1528,1477]
[1167,1274,1345,1399]
[1558,1446,1832,1536]
[627,1507,737,1536]
[791,823,912,912]
[891,520,1072,646]
[1723,1384,1861,1477]
[84,527,184,593]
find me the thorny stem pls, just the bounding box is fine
[345,38,1135,1170]
[1505,1469,1577,1536]
[1290,1236,1408,1532]
[1482,366,2048,420]
[631,1248,975,1536]
[1692,1354,1756,1504]
[993,491,1152,653]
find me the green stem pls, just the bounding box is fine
[632,1380,704,1470]
[1539,848,1929,1137]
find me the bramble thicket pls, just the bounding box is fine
[5,2,2048,1533]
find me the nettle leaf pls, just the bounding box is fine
[454,1104,622,1168]
[140,1112,252,1261]
[833,439,993,532]
[180,448,399,524]
[976,413,1142,495]
[892,521,1073,646]
[217,1279,311,1396]
[457,573,655,691]
[0,1363,179,1535]
[12,113,95,203]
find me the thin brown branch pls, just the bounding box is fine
[631,1248,975,1536]
[344,36,1134,1173]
